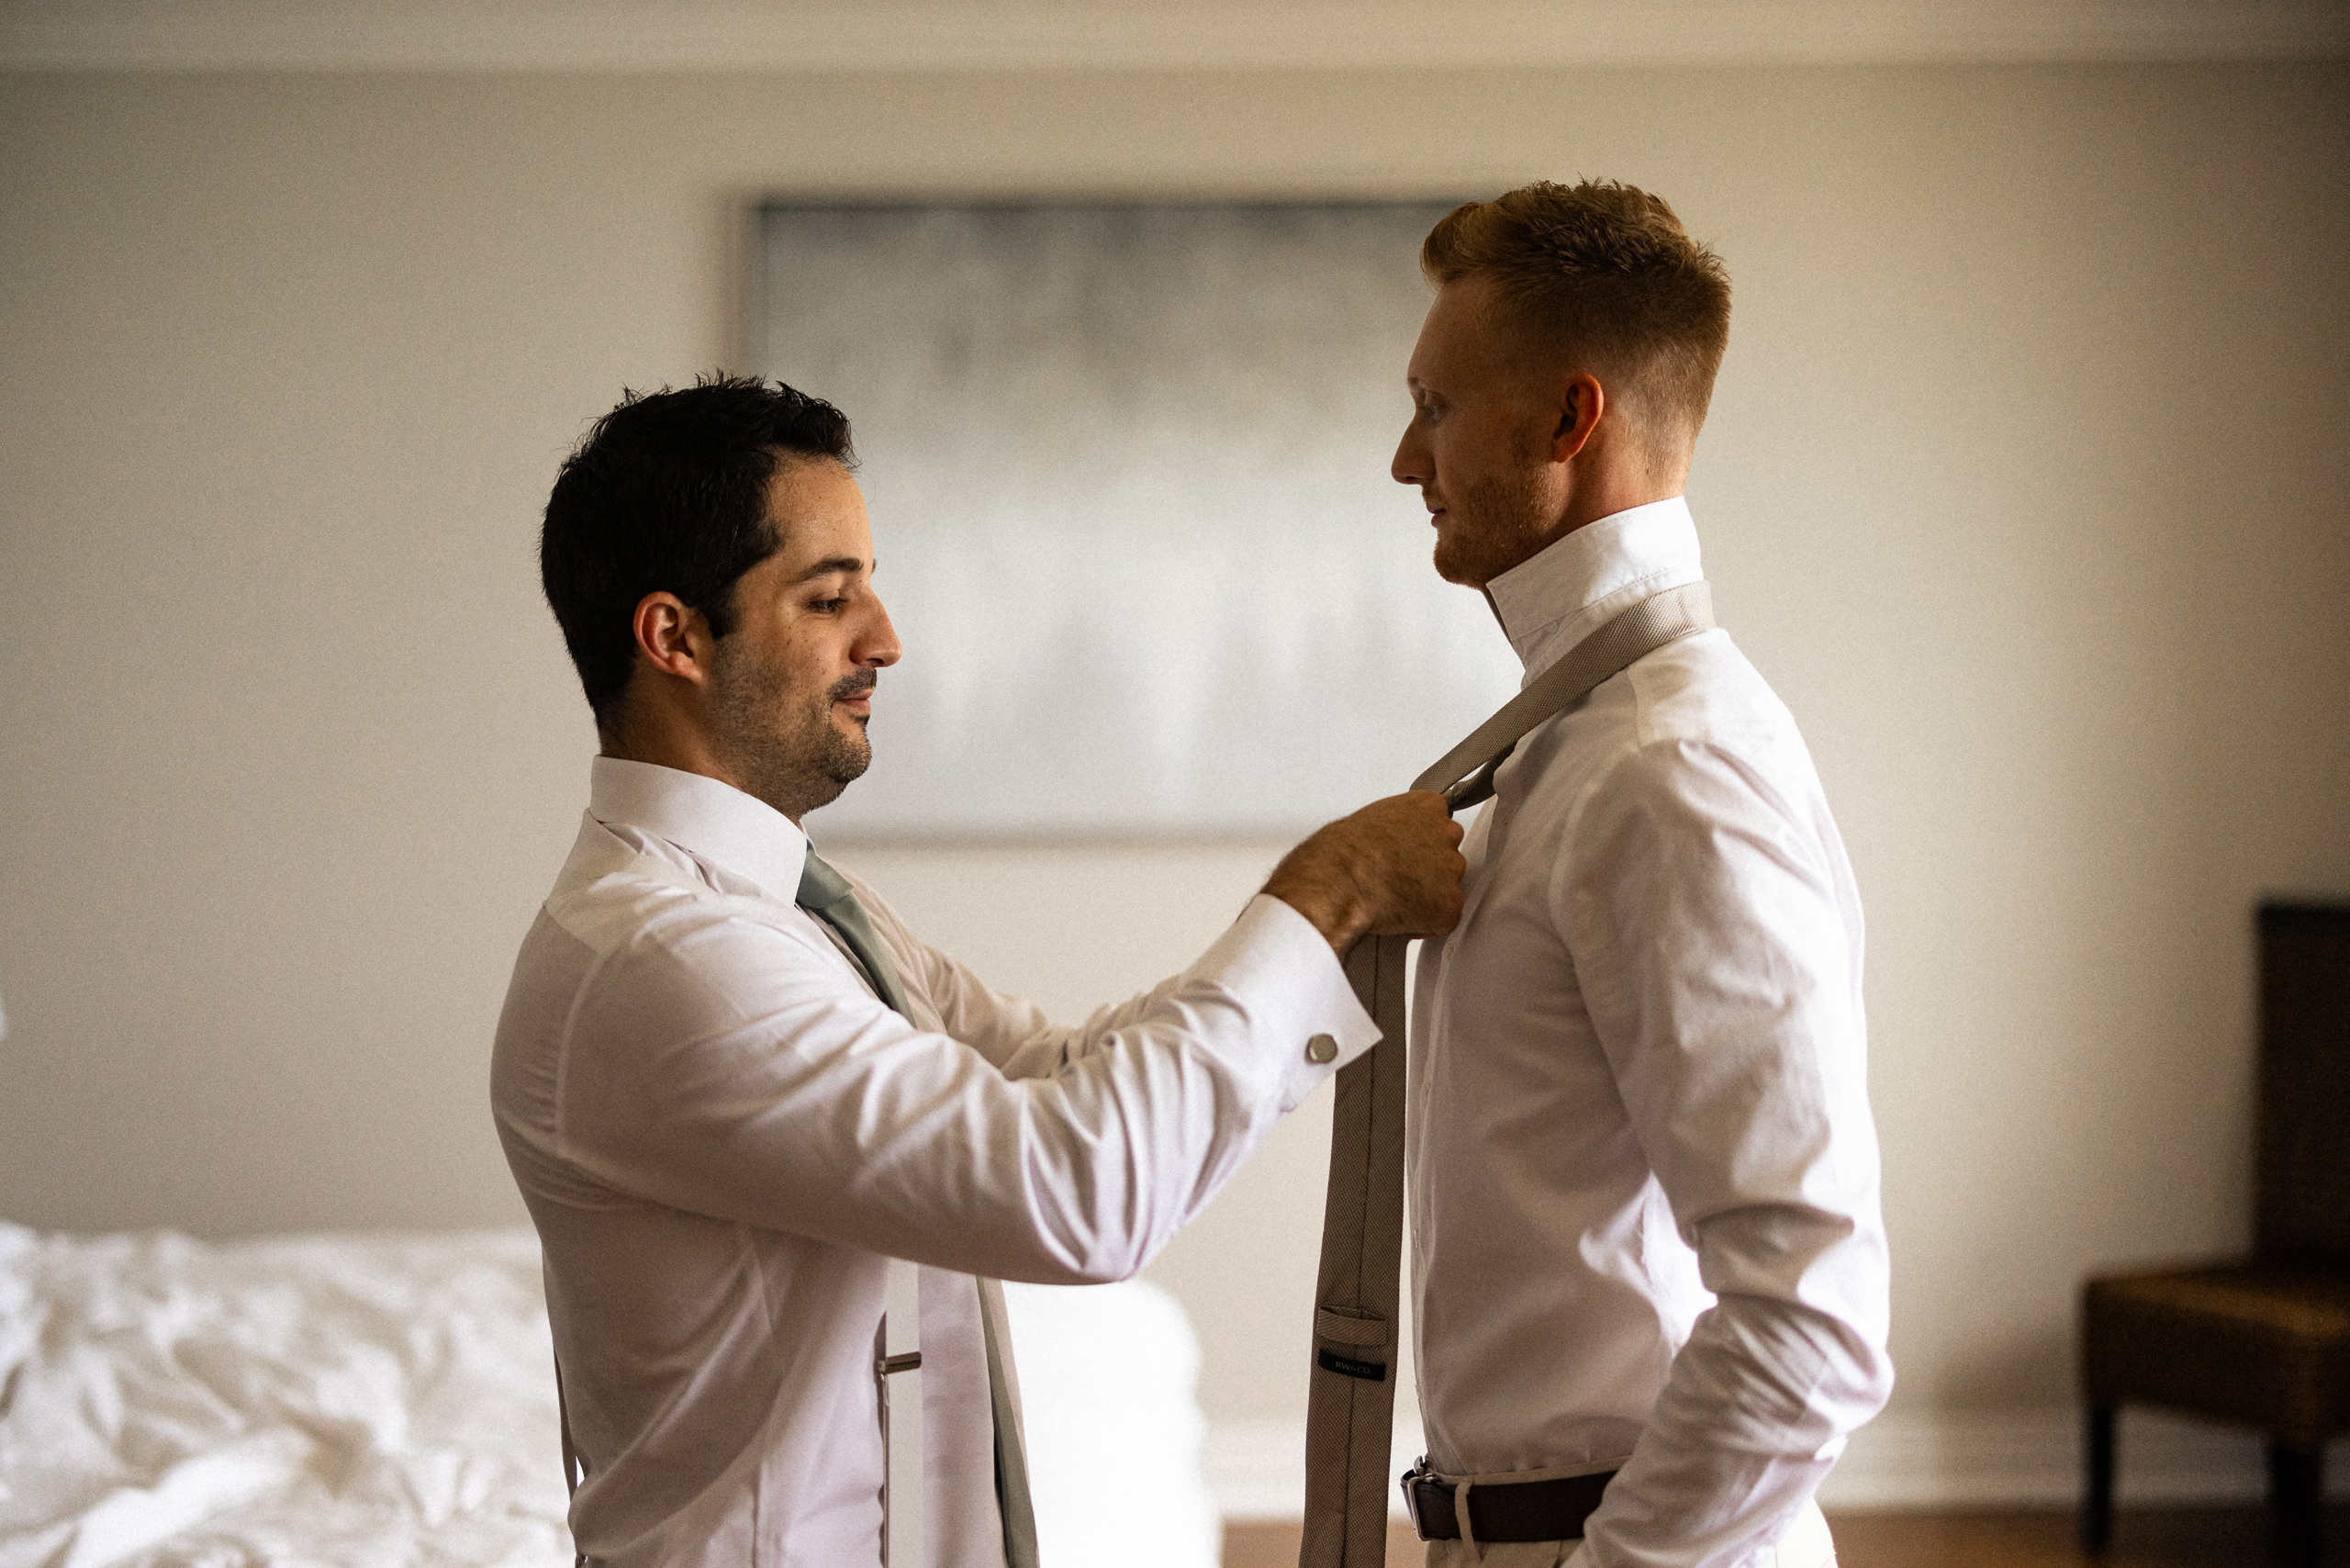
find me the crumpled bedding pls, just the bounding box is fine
[0,1226,570,1568]
[0,1223,1219,1568]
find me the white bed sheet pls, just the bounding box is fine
[0,1224,1220,1568]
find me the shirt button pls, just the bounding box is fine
[1305,1034,1338,1065]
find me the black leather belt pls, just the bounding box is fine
[1400,1463,1618,1543]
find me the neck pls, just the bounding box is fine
[1491,474,1682,588]
[1551,438,1685,540]
[1559,476,1676,539]
[601,702,759,810]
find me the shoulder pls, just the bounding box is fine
[1624,630,1799,755]
[1605,633,1825,794]
[1561,632,1835,846]
[541,820,833,978]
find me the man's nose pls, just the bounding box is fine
[859,598,901,668]
[1392,422,1428,487]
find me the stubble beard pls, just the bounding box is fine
[707,640,875,823]
[1431,457,1558,590]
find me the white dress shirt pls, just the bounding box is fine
[1408,499,1894,1568]
[491,758,1377,1568]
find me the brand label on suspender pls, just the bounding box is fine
[1316,1349,1389,1382]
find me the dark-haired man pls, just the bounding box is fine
[492,377,1465,1568]
[1389,184,1892,1567]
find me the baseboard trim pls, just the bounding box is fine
[1204,1417,1425,1521]
[1203,1410,2350,1520]
[1821,1407,2349,1509]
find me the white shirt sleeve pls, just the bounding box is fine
[1558,737,1893,1568]
[855,868,1263,1087]
[552,891,1375,1285]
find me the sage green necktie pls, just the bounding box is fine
[800,848,1043,1568]
[798,850,916,1014]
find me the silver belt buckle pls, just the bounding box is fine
[1399,1456,1435,1540]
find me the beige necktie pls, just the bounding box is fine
[1298,581,1717,1567]
[800,850,1043,1568]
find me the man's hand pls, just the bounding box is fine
[1262,791,1468,955]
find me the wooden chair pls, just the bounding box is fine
[2080,902,2350,1565]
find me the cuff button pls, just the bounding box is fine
[1305,1033,1338,1065]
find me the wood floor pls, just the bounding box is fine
[1221,1521,1424,1568]
[1221,1506,2350,1567]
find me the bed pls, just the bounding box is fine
[0,1223,1222,1567]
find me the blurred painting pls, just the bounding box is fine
[755,200,1519,837]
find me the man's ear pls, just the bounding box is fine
[631,591,714,687]
[1551,372,1606,465]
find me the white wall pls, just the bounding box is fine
[4,62,2346,1489]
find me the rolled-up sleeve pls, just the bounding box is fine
[1561,737,1893,1568]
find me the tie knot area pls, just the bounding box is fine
[797,849,855,912]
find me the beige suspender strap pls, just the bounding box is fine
[977,1277,1042,1568]
[801,850,1040,1568]
[1297,580,1715,1568]
[879,1259,927,1568]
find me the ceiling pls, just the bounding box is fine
[2,0,2344,72]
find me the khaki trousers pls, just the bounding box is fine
[1422,1497,1836,1568]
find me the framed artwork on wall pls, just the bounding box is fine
[755,199,1519,838]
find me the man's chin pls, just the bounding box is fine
[832,721,871,767]
[794,754,867,817]
[823,733,872,789]
[1431,537,1491,589]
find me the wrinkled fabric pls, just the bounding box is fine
[0,1227,1220,1568]
[1412,500,1893,1568]
[495,759,1373,1566]
[0,1225,569,1568]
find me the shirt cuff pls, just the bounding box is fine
[1186,894,1382,1112]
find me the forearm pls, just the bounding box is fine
[855,895,1382,1281]
[566,897,1375,1278]
[1563,738,1891,1561]
[924,898,1341,1081]
[1580,1289,1891,1567]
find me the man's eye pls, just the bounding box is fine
[811,597,847,613]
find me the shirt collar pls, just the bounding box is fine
[588,756,810,905]
[1484,496,1704,684]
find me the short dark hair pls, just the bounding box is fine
[1422,179,1731,458]
[540,375,855,724]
